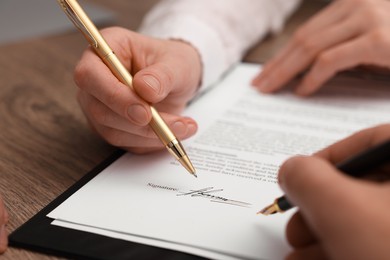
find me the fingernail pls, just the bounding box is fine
[142,75,160,94]
[171,121,186,136]
[128,104,149,125]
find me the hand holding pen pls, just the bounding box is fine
[267,124,390,260]
[58,0,201,176]
[260,132,390,215]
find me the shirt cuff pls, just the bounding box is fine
[139,14,229,91]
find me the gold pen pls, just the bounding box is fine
[58,0,196,177]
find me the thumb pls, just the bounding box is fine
[133,60,199,108]
[133,63,173,104]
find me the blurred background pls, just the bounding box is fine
[0,0,115,45]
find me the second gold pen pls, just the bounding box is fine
[58,0,196,176]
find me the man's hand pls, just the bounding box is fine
[75,27,202,153]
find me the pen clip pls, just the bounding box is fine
[57,0,98,48]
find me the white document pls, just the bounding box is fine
[48,63,390,260]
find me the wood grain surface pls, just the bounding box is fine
[0,0,325,259]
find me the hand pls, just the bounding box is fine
[0,196,8,253]
[252,0,390,96]
[277,124,390,260]
[75,27,202,153]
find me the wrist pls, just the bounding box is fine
[170,39,203,90]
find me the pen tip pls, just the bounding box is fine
[178,155,197,176]
[166,140,196,176]
[257,204,278,216]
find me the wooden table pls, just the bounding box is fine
[0,1,327,259]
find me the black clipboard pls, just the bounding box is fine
[9,150,205,260]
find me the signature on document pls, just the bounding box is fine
[147,183,251,208]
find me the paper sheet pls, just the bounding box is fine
[48,64,390,260]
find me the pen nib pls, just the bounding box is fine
[257,204,278,216]
[178,155,197,177]
[166,140,197,177]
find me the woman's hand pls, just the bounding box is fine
[253,0,390,96]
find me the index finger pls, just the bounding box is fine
[315,124,390,164]
[74,31,152,126]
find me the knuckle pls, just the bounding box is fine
[301,39,317,56]
[292,30,317,56]
[316,52,333,69]
[370,28,390,46]
[292,30,306,48]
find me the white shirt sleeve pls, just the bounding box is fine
[139,0,301,89]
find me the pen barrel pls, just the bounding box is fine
[149,107,176,145]
[336,140,390,177]
[103,52,176,145]
[103,52,134,89]
[59,0,194,173]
